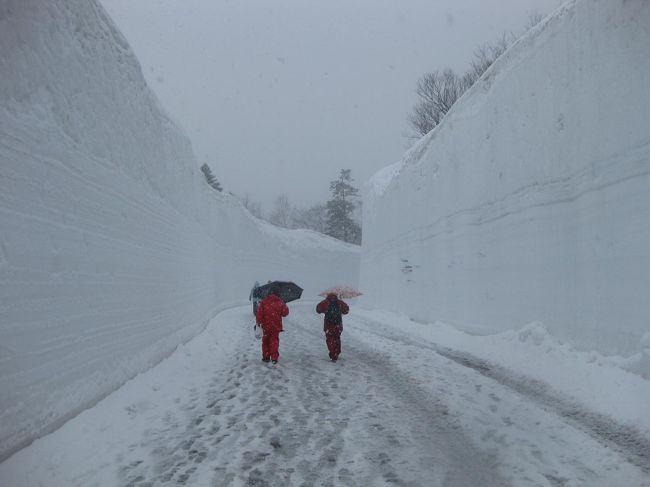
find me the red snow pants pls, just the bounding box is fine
[262,331,280,361]
[325,326,342,360]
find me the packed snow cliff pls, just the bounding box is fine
[0,0,359,462]
[362,0,650,360]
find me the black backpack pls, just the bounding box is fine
[325,299,342,325]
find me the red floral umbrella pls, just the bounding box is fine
[319,286,362,299]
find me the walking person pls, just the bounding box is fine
[316,293,349,362]
[255,285,288,364]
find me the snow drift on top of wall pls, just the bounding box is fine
[366,1,574,202]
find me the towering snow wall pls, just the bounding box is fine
[361,0,650,356]
[0,0,359,461]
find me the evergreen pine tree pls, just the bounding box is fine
[200,163,223,192]
[325,169,361,244]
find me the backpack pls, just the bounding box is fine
[325,299,342,325]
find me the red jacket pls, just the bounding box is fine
[316,294,349,331]
[256,294,289,334]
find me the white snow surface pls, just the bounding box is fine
[2,0,650,483]
[362,0,650,359]
[0,0,358,462]
[1,304,648,486]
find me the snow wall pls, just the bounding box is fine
[361,0,650,357]
[0,0,359,462]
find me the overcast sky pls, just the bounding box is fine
[100,0,562,210]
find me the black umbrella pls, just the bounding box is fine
[253,281,303,303]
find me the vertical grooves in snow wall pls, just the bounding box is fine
[361,0,650,356]
[0,0,359,461]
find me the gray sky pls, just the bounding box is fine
[100,0,562,210]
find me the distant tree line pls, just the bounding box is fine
[200,13,545,246]
[199,161,361,244]
[408,12,544,138]
[238,169,362,245]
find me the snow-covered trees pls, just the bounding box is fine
[241,193,263,219]
[409,69,470,137]
[269,194,292,228]
[268,197,329,235]
[409,16,541,137]
[238,172,361,245]
[408,40,508,137]
[292,203,328,234]
[200,163,223,191]
[325,169,361,245]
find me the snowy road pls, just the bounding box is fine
[1,304,648,486]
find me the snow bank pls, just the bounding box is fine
[352,309,650,439]
[0,0,358,461]
[361,0,650,358]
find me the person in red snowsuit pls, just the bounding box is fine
[316,293,349,362]
[255,287,289,363]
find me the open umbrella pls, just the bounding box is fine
[253,281,303,303]
[319,286,362,299]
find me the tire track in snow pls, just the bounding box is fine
[350,314,650,474]
[118,306,509,486]
[289,319,508,486]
